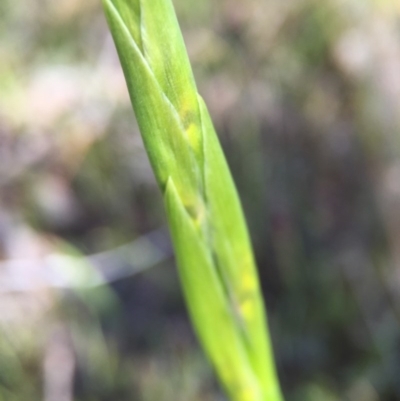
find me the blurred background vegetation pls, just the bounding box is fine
[1,0,400,400]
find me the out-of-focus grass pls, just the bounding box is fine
[0,0,400,400]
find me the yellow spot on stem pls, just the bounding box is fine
[240,297,255,322]
[186,122,202,155]
[242,271,257,292]
[239,388,258,401]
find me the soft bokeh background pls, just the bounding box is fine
[1,0,400,400]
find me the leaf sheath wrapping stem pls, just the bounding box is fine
[102,1,283,400]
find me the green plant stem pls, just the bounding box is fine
[102,1,284,400]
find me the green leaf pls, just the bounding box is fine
[165,178,263,401]
[103,0,203,213]
[101,0,284,399]
[199,96,282,399]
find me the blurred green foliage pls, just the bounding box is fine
[0,0,400,400]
